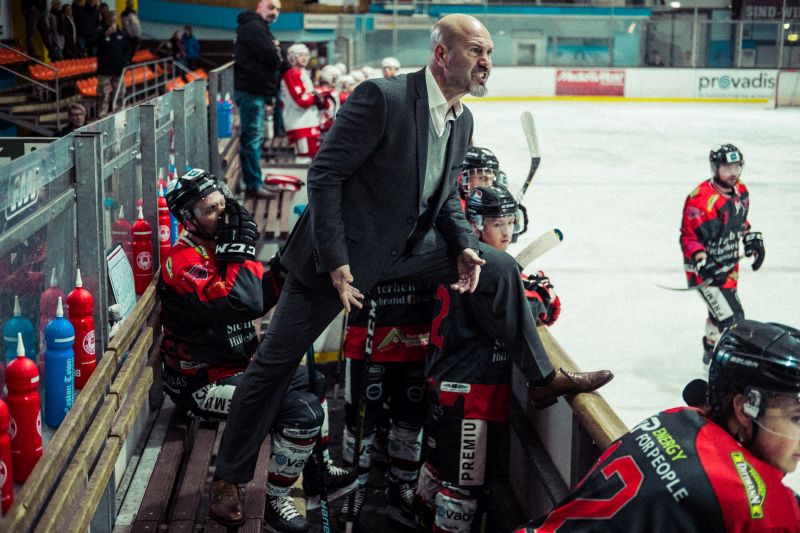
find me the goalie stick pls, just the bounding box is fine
[518,111,542,202]
[514,228,563,268]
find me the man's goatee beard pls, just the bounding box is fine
[469,84,488,97]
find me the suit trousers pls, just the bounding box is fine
[215,240,555,483]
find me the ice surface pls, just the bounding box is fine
[468,99,800,491]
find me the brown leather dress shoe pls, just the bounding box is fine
[529,367,614,409]
[209,479,245,527]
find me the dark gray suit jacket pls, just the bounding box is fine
[282,68,480,291]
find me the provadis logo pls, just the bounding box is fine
[699,72,776,91]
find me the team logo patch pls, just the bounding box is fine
[731,451,766,519]
[184,265,210,281]
[166,256,174,279]
[194,246,209,259]
[440,382,470,394]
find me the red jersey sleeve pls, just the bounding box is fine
[282,68,316,108]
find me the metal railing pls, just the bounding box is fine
[113,56,180,110]
[0,43,62,133]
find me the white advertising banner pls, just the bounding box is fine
[694,70,777,99]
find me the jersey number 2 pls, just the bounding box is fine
[537,452,644,531]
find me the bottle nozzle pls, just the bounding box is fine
[50,267,58,288]
[16,332,24,358]
[137,205,144,220]
[118,204,125,220]
[13,295,21,317]
[56,296,64,318]
[75,268,83,288]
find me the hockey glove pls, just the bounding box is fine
[215,199,257,262]
[312,92,327,110]
[743,232,765,271]
[524,271,561,326]
[694,254,728,284]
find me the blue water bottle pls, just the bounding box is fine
[3,295,36,364]
[44,297,74,429]
[217,92,233,138]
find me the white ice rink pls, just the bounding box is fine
[468,99,800,491]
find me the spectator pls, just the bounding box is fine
[77,0,102,56]
[21,0,47,59]
[170,29,186,66]
[56,103,87,136]
[96,11,129,118]
[649,51,665,67]
[44,0,65,61]
[182,26,200,69]
[233,0,283,198]
[60,4,79,59]
[120,0,141,60]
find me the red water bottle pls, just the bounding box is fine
[157,185,172,273]
[6,333,41,483]
[0,397,13,515]
[38,268,66,367]
[132,205,154,295]
[111,205,133,264]
[67,269,95,389]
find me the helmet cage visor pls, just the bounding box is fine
[745,387,800,440]
[470,207,523,235]
[460,168,498,192]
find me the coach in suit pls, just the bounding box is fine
[209,14,613,526]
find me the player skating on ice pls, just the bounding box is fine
[680,144,764,364]
[516,319,800,533]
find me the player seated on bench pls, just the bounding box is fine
[161,169,357,533]
[415,184,584,532]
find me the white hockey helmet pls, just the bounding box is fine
[381,56,400,69]
[320,64,342,85]
[287,43,310,66]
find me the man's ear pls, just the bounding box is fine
[731,393,755,442]
[434,43,447,66]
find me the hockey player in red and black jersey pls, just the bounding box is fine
[416,185,610,533]
[161,169,355,533]
[517,319,800,532]
[458,146,500,210]
[280,44,328,162]
[337,278,437,528]
[680,144,765,364]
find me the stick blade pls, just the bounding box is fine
[514,228,563,269]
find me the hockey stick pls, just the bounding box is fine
[514,228,563,269]
[656,279,712,292]
[306,344,334,532]
[333,311,349,402]
[517,111,542,202]
[345,296,377,533]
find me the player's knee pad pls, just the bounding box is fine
[433,483,481,533]
[388,422,423,481]
[342,426,375,469]
[267,431,315,497]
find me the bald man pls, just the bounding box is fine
[209,15,613,528]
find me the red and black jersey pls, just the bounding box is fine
[426,278,546,423]
[159,235,265,380]
[680,179,750,289]
[518,407,800,533]
[345,279,437,363]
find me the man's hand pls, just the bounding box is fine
[450,249,486,294]
[330,265,364,312]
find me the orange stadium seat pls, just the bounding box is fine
[0,47,28,65]
[132,49,158,63]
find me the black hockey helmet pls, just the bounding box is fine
[707,320,800,421]
[709,144,744,175]
[165,168,226,223]
[466,185,527,237]
[460,146,500,197]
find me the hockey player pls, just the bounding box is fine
[280,43,328,162]
[382,56,401,78]
[516,319,800,532]
[680,144,765,364]
[459,146,499,207]
[337,74,355,104]
[337,278,437,528]
[316,64,341,133]
[416,185,571,533]
[161,169,355,532]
